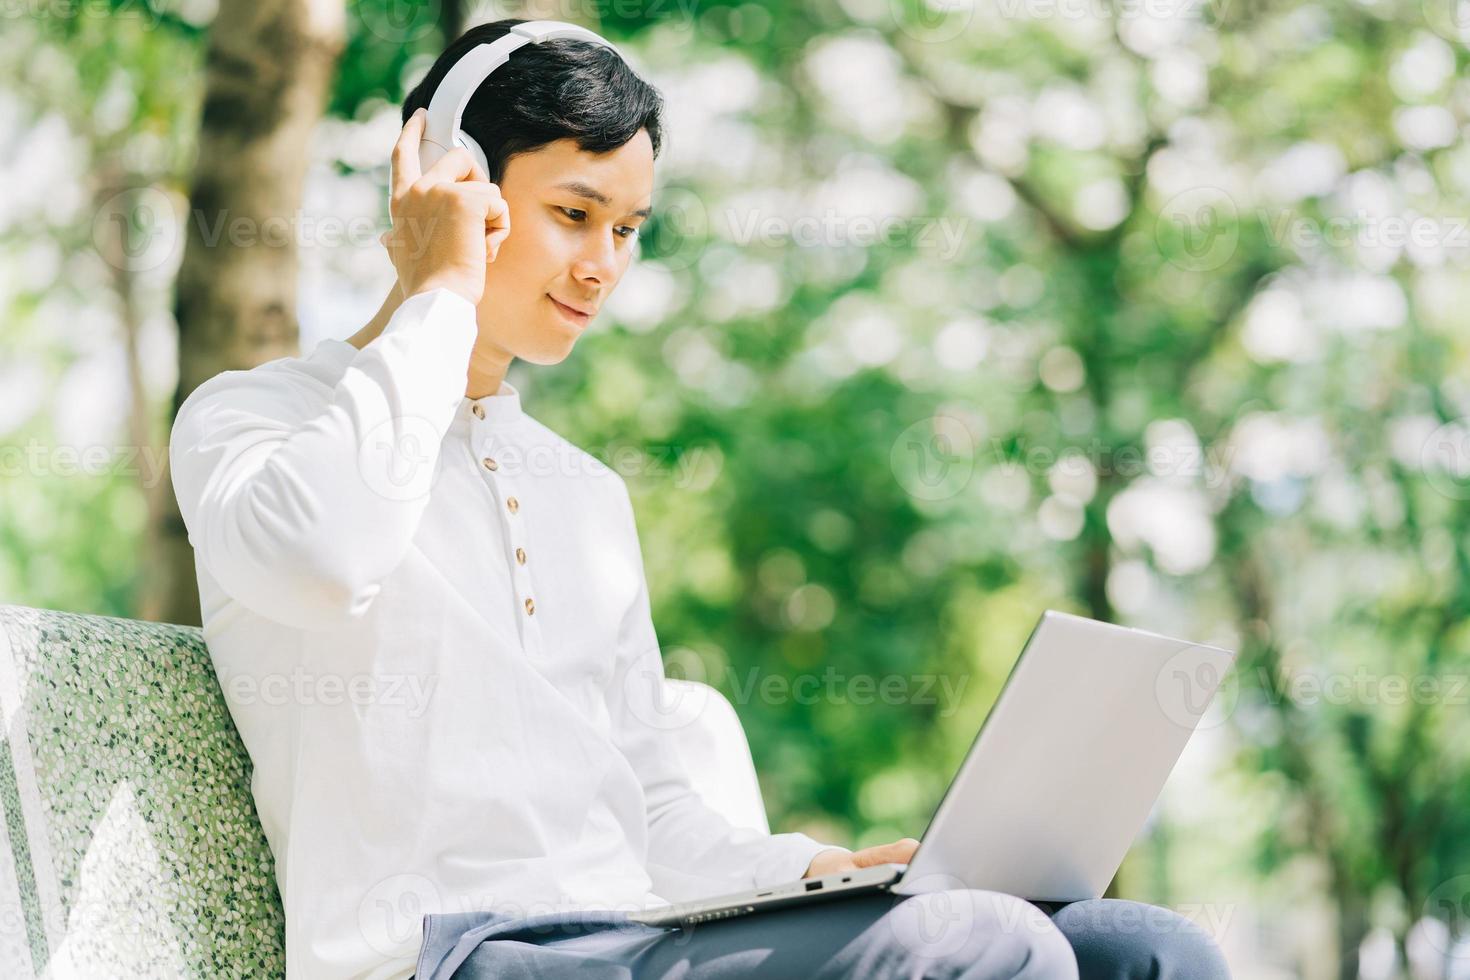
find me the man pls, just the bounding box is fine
[169,19,1230,980]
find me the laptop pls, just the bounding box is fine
[627,610,1234,928]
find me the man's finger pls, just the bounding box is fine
[853,839,919,866]
[391,107,426,201]
[485,195,510,231]
[444,184,510,231]
[443,183,510,230]
[420,146,481,187]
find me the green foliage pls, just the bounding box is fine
[7,0,1470,971]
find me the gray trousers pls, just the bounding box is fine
[412,890,1232,979]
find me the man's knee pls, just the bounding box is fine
[883,889,1078,979]
[1048,899,1230,980]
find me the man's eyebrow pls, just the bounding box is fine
[555,180,652,218]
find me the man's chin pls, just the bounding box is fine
[514,336,579,366]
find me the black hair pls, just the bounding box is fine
[402,19,664,183]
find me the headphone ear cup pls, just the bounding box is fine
[457,132,491,183]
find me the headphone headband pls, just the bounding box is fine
[419,20,622,179]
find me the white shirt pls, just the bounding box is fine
[169,288,837,980]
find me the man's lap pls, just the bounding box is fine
[413,891,1230,980]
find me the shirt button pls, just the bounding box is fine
[524,597,535,615]
[472,404,485,420]
[507,496,519,514]
[482,456,498,471]
[515,547,527,565]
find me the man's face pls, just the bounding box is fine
[474,129,655,365]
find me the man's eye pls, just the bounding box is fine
[561,207,637,240]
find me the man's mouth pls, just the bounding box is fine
[548,294,593,327]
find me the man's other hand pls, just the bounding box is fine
[802,838,920,879]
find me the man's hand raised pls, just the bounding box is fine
[379,107,512,307]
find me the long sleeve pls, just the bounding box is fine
[604,478,842,901]
[169,288,478,631]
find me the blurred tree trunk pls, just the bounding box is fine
[147,0,346,626]
[442,0,466,42]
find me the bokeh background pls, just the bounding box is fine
[3,0,1470,976]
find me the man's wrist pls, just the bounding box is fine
[409,278,481,308]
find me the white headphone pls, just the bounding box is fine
[419,20,623,180]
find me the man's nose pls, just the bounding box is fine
[572,230,619,284]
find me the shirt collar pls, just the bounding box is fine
[456,379,524,427]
